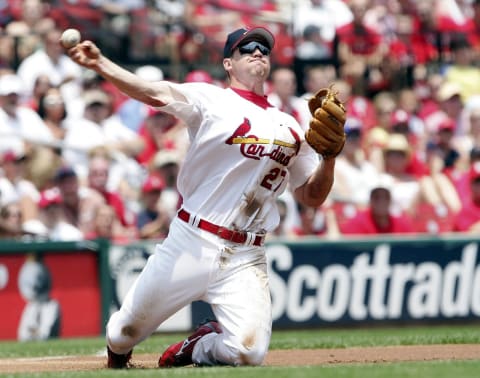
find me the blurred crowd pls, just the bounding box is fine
[2,0,480,242]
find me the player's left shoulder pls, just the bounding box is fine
[271,107,304,131]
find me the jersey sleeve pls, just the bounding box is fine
[154,82,218,129]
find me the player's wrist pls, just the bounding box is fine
[321,156,337,166]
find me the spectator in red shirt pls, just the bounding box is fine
[53,165,104,235]
[136,174,170,240]
[25,74,53,112]
[388,108,429,178]
[337,79,378,131]
[372,91,397,132]
[407,7,440,64]
[48,0,104,43]
[452,147,480,207]
[340,182,415,235]
[430,117,461,176]
[336,0,388,94]
[463,0,480,59]
[87,152,132,228]
[85,204,132,243]
[136,109,183,167]
[291,202,339,238]
[453,161,480,233]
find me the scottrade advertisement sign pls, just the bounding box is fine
[267,237,480,327]
[107,236,480,330]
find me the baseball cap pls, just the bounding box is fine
[185,70,213,84]
[83,89,110,107]
[369,174,394,195]
[146,108,177,132]
[38,188,62,208]
[153,150,180,168]
[436,82,462,102]
[223,27,275,58]
[437,117,455,132]
[344,117,362,137]
[366,127,389,148]
[390,109,410,126]
[54,166,77,182]
[0,74,24,96]
[384,133,411,155]
[135,65,164,81]
[142,174,165,193]
[2,150,26,163]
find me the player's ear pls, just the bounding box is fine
[223,58,232,73]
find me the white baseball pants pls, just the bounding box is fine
[106,217,272,366]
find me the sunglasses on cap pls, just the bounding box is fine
[238,41,271,56]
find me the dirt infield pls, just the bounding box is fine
[1,344,479,373]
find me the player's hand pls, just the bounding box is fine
[305,86,347,159]
[66,41,101,70]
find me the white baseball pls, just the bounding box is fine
[60,28,81,49]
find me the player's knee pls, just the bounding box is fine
[106,313,137,354]
[230,336,269,366]
[234,345,267,366]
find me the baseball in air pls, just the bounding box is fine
[60,28,81,49]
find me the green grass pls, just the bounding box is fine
[3,324,477,358]
[269,324,480,349]
[0,325,479,377]
[8,362,480,378]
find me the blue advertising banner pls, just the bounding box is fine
[266,236,480,328]
[11,236,478,338]
[105,236,480,330]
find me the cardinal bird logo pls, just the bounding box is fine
[225,118,252,145]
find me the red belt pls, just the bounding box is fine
[177,209,264,246]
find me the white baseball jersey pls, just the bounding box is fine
[106,82,321,366]
[160,82,320,233]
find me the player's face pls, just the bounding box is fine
[225,40,271,83]
[237,41,271,56]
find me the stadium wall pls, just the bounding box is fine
[1,236,479,340]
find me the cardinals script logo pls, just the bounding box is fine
[226,118,300,166]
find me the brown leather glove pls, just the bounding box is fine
[305,87,347,159]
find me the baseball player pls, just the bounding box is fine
[64,26,346,368]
